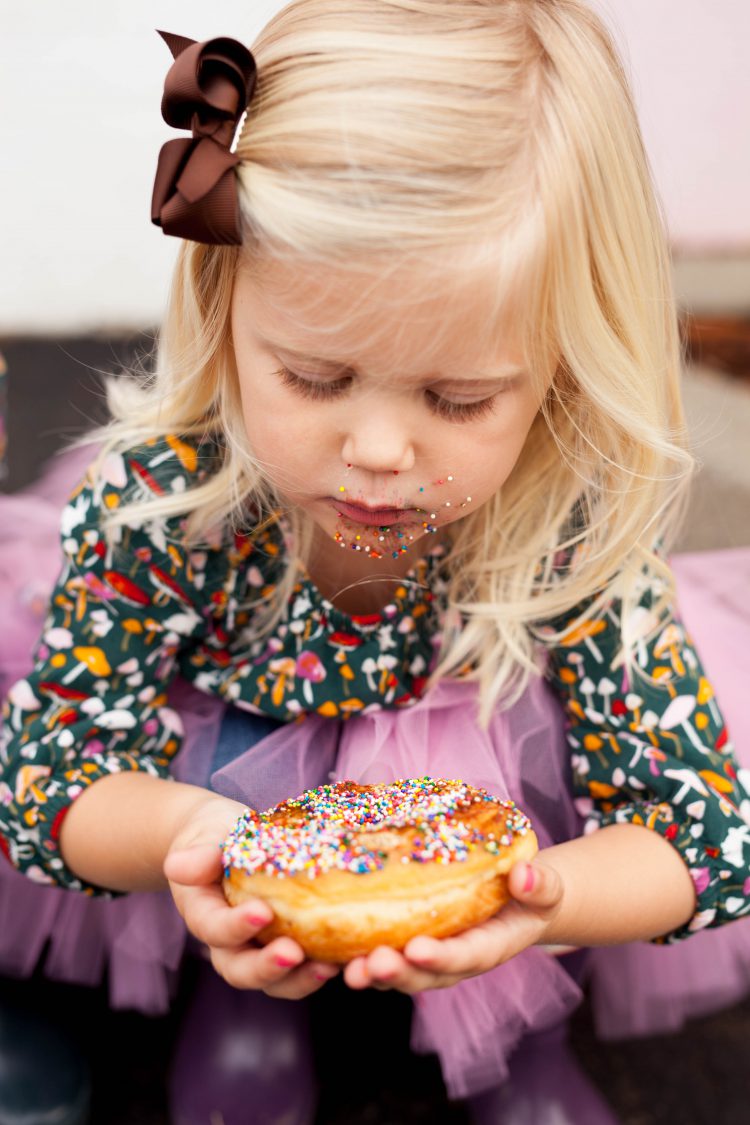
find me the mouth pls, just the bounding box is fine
[328,499,419,527]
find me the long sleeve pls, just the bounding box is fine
[0,438,234,893]
[544,563,750,941]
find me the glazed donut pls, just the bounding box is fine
[221,777,537,963]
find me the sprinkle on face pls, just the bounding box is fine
[222,777,532,880]
[331,510,436,558]
[328,472,466,558]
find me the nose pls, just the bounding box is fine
[341,402,416,475]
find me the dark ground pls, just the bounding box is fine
[1,333,749,1124]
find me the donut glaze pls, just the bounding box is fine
[222,777,537,962]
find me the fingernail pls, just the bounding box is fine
[275,954,298,968]
[313,967,338,981]
[523,864,536,894]
[246,913,270,927]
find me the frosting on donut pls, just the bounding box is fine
[222,777,532,880]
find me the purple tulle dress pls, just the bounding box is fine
[1,447,749,1099]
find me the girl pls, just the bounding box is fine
[2,2,750,1123]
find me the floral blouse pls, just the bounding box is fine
[1,434,748,941]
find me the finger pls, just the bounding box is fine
[174,881,273,948]
[343,948,466,994]
[508,860,564,910]
[343,950,402,993]
[264,960,341,1000]
[364,946,461,994]
[366,945,407,985]
[211,937,308,992]
[342,956,372,991]
[164,844,223,886]
[404,917,511,977]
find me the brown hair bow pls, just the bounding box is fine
[150,30,257,245]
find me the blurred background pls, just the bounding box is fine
[1,1,748,1122]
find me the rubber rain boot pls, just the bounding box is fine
[169,960,318,1125]
[468,1020,619,1125]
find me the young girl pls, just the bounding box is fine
[2,2,750,1123]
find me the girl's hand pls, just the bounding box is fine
[164,794,340,999]
[343,856,564,994]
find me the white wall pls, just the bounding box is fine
[595,0,750,254]
[1,0,748,334]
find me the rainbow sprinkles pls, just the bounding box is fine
[222,777,532,880]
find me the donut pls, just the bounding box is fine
[221,777,537,963]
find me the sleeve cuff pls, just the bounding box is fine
[579,799,727,943]
[26,762,162,897]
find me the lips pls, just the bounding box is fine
[330,499,417,526]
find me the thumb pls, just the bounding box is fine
[164,843,223,887]
[508,859,563,911]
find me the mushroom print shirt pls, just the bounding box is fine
[1,435,748,940]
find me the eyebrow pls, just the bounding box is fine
[260,339,525,384]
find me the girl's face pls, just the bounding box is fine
[231,259,543,585]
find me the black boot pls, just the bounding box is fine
[0,997,90,1125]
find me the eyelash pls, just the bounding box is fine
[276,367,499,423]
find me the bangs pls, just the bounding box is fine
[239,194,551,389]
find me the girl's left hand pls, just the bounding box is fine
[343,857,564,993]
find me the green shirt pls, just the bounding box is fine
[1,434,748,942]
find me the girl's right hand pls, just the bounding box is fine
[163,793,340,999]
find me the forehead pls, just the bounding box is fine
[232,254,526,378]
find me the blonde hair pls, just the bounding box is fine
[86,0,692,725]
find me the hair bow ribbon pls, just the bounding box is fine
[151,30,257,245]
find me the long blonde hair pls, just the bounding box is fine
[88,0,692,724]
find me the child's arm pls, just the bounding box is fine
[57,770,339,998]
[0,440,227,893]
[543,565,750,939]
[342,818,695,993]
[344,560,750,993]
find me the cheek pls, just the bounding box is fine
[238,384,283,477]
[239,381,290,448]
[238,381,331,497]
[449,408,535,498]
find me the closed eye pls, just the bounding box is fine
[424,390,498,422]
[277,366,352,401]
[275,366,502,423]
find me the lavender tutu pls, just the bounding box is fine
[2,447,750,1098]
[210,674,585,1097]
